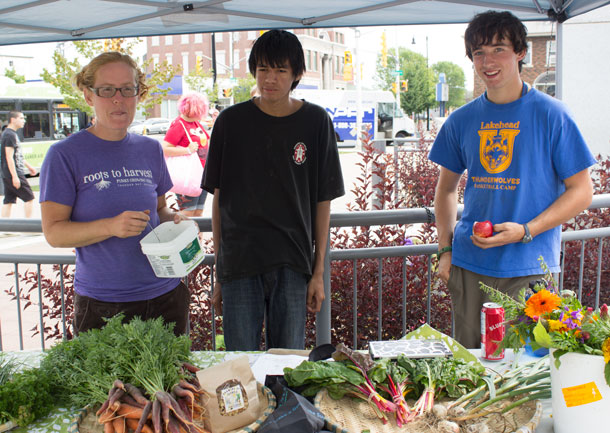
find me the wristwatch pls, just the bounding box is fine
[521,223,533,243]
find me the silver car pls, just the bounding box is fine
[128,118,172,135]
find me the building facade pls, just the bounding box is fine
[145,29,349,118]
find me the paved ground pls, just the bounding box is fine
[0,148,366,351]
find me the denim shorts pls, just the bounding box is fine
[73,281,189,336]
[221,266,308,351]
[176,189,208,211]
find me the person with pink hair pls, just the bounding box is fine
[162,93,210,217]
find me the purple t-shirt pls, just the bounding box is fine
[39,130,180,302]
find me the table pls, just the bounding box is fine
[4,349,554,433]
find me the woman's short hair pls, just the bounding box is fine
[74,51,149,98]
[178,93,209,120]
[465,11,528,72]
[248,30,306,90]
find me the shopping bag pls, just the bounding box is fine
[165,152,203,196]
[258,375,326,433]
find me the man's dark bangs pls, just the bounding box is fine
[248,30,305,77]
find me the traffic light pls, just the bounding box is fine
[391,82,397,94]
[195,55,203,74]
[223,88,232,97]
[344,51,352,66]
[401,80,408,92]
[381,31,387,67]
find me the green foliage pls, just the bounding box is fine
[431,61,466,109]
[375,47,435,115]
[39,314,192,408]
[4,67,26,84]
[232,76,257,104]
[40,39,179,116]
[283,360,365,398]
[0,367,55,426]
[183,68,219,105]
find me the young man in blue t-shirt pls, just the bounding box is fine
[428,11,597,348]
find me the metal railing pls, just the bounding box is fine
[1,194,609,351]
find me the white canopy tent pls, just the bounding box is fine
[1,0,609,47]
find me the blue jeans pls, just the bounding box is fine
[221,267,308,351]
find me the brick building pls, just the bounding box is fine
[473,31,556,98]
[145,29,349,118]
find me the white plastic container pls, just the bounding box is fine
[550,348,610,433]
[140,221,204,278]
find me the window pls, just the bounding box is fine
[151,36,159,46]
[245,49,251,65]
[248,31,256,40]
[22,112,51,139]
[152,54,160,67]
[522,41,533,67]
[313,51,319,72]
[166,54,173,66]
[233,49,240,69]
[194,33,203,43]
[216,50,226,70]
[216,33,223,42]
[165,35,173,45]
[305,50,311,71]
[181,34,189,44]
[182,53,189,73]
[22,102,47,111]
[546,40,556,66]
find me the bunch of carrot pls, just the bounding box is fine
[96,363,209,433]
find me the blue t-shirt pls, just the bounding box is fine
[39,130,180,302]
[429,88,596,277]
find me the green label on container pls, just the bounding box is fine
[180,239,201,264]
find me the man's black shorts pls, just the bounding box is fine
[2,174,35,204]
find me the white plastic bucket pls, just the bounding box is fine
[140,221,204,278]
[550,349,610,433]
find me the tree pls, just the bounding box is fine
[41,39,180,116]
[432,61,466,109]
[375,47,435,116]
[183,68,219,106]
[232,76,257,104]
[4,67,26,84]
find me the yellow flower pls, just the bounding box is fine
[548,319,568,333]
[524,289,562,319]
[603,338,610,364]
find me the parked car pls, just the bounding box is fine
[128,118,171,135]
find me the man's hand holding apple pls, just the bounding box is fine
[471,221,530,249]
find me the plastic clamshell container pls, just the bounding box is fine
[140,221,204,278]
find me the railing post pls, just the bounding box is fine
[316,231,332,346]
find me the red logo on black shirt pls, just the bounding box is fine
[293,142,307,165]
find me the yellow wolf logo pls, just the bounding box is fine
[478,129,520,173]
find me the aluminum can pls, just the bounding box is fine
[481,302,505,361]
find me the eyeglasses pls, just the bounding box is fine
[88,86,139,98]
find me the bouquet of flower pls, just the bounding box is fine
[480,256,610,386]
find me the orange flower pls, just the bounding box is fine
[524,289,561,319]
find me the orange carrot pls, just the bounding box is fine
[112,417,126,433]
[126,418,154,433]
[98,407,118,424]
[117,404,148,419]
[104,421,115,433]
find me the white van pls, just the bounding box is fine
[292,89,415,146]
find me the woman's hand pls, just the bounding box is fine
[212,282,223,315]
[110,210,150,238]
[188,140,199,154]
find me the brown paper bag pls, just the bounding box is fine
[196,355,260,433]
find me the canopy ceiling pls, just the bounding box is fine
[1,0,610,47]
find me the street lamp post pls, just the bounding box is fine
[412,35,430,130]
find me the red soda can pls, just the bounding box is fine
[481,302,505,361]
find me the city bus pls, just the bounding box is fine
[0,80,88,170]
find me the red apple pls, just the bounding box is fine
[473,220,493,238]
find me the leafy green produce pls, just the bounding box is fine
[0,367,55,426]
[40,314,193,408]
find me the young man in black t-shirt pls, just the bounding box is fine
[1,111,37,217]
[202,30,344,351]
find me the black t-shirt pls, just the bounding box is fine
[203,99,345,282]
[1,128,25,179]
